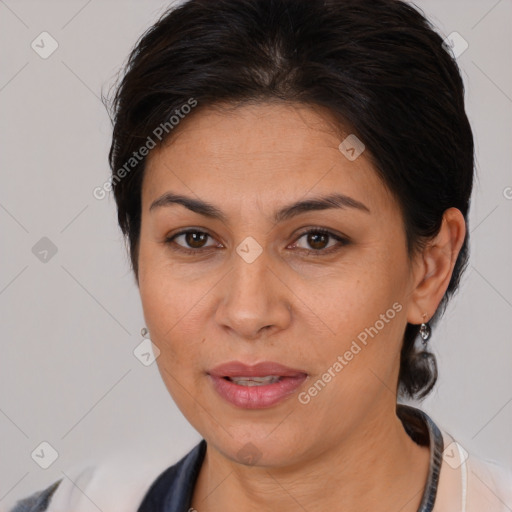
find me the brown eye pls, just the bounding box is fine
[292,229,348,255]
[184,231,209,248]
[166,230,218,252]
[306,232,329,250]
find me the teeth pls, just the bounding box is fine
[228,375,281,386]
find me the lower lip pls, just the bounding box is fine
[209,374,308,409]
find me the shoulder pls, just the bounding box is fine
[436,431,512,511]
[6,454,172,512]
[465,453,512,509]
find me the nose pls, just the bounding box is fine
[214,247,292,340]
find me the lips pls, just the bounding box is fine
[208,361,307,379]
[208,361,308,409]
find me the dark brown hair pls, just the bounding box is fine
[104,0,474,399]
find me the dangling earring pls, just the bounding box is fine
[141,327,149,338]
[419,313,431,345]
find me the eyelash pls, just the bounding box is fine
[164,228,348,256]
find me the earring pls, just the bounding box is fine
[141,327,149,338]
[419,313,431,344]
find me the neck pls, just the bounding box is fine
[191,405,431,512]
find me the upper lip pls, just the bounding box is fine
[208,361,307,378]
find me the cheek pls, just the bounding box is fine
[299,250,409,387]
[140,280,195,354]
[139,270,208,412]
[138,253,184,355]
[307,248,407,331]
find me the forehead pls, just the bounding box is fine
[142,102,395,216]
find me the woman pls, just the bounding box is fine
[9,0,511,510]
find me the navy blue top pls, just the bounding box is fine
[10,404,444,512]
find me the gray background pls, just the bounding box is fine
[1,0,511,508]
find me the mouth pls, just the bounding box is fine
[223,375,282,386]
[208,361,308,409]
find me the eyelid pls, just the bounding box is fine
[290,227,349,254]
[165,228,222,251]
[165,226,349,255]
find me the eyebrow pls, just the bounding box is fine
[149,191,370,223]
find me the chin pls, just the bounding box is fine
[203,424,312,468]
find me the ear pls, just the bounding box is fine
[406,207,466,325]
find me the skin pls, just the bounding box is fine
[137,102,466,512]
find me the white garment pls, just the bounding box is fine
[435,431,512,511]
[6,431,512,512]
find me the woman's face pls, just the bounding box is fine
[138,102,422,466]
